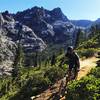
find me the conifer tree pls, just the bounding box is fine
[12,23,24,78]
[51,53,56,66]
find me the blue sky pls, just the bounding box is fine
[0,0,100,21]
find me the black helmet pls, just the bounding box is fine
[67,46,73,51]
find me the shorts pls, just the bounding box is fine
[68,63,78,72]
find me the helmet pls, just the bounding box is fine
[67,46,73,51]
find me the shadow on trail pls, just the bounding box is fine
[47,92,60,100]
[47,80,67,100]
[47,74,77,100]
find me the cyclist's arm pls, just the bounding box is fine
[75,53,80,69]
[77,60,80,70]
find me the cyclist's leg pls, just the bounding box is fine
[73,66,78,79]
[68,69,71,79]
[66,64,73,82]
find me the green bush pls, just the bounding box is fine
[44,66,65,83]
[78,39,98,49]
[0,63,67,100]
[77,48,96,58]
[0,51,68,100]
[66,76,100,100]
[78,31,100,49]
[66,66,100,100]
[89,67,100,78]
[9,75,50,100]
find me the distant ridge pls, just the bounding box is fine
[71,20,93,27]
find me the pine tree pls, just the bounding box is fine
[59,48,64,55]
[51,53,56,66]
[38,52,42,68]
[12,43,24,78]
[75,29,81,48]
[33,51,38,67]
[12,23,24,78]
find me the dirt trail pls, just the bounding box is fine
[77,57,98,80]
[31,57,98,100]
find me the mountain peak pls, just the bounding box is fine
[50,7,68,22]
[52,7,62,12]
[95,18,100,23]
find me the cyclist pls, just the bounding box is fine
[65,46,80,80]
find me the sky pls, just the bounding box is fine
[0,0,100,21]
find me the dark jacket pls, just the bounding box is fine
[65,52,80,68]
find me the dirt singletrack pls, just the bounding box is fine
[77,57,98,80]
[31,57,99,100]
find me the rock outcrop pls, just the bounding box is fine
[0,12,46,75]
[14,6,78,45]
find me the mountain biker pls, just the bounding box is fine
[65,46,80,80]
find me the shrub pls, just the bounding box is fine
[0,52,68,100]
[44,66,65,83]
[77,48,96,58]
[78,39,98,49]
[89,67,100,78]
[66,66,100,100]
[66,76,100,100]
[10,76,50,100]
[0,64,67,100]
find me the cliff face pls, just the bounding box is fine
[14,6,78,45]
[0,12,46,75]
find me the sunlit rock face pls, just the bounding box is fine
[14,6,78,45]
[0,12,46,75]
[0,11,46,51]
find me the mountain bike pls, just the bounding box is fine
[58,67,79,99]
